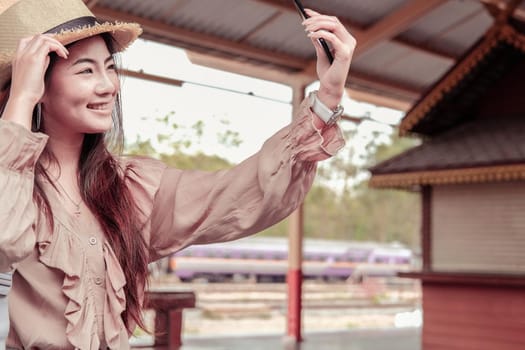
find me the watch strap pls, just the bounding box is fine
[309,91,344,125]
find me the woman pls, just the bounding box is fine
[0,0,355,348]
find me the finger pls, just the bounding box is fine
[26,35,69,59]
[303,16,353,44]
[308,30,353,62]
[41,34,69,58]
[42,34,69,50]
[32,40,69,61]
[304,19,340,37]
[20,34,68,61]
[304,8,322,17]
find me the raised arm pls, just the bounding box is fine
[139,98,344,261]
[0,120,48,271]
[128,9,356,261]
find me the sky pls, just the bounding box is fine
[118,38,405,165]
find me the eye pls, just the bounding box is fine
[77,68,93,74]
[107,63,117,71]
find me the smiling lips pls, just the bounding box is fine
[87,102,112,111]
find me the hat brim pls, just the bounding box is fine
[0,21,142,90]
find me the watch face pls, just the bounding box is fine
[331,105,343,118]
[327,105,344,125]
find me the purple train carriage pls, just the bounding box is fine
[167,236,413,283]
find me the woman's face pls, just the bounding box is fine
[40,35,119,137]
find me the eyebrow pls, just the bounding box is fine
[71,56,114,66]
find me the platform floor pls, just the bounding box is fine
[178,327,421,350]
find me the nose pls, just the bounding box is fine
[95,71,118,95]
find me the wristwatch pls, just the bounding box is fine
[308,91,344,126]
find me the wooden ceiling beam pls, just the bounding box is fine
[479,0,525,21]
[478,0,510,11]
[119,68,184,87]
[91,5,308,71]
[296,0,450,75]
[254,0,454,59]
[354,0,446,56]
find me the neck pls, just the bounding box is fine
[45,138,84,217]
[47,130,83,160]
[45,136,83,182]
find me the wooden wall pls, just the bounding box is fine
[416,182,525,349]
[422,283,525,350]
[432,182,525,274]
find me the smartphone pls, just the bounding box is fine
[293,0,334,64]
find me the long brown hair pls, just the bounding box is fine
[1,33,150,332]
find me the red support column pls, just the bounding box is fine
[286,82,307,343]
[287,204,304,342]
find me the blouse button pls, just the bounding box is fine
[89,236,97,245]
[94,277,103,285]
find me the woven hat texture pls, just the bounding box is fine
[0,0,142,90]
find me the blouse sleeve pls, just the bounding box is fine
[0,120,48,272]
[125,97,345,262]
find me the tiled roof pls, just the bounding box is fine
[400,25,525,136]
[369,118,525,188]
[84,0,497,110]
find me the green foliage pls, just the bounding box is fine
[125,111,237,171]
[301,127,421,248]
[297,181,419,249]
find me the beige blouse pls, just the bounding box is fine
[0,98,344,349]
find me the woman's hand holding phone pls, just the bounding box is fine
[301,8,356,113]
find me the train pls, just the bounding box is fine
[165,236,414,283]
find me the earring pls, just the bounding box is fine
[35,103,42,131]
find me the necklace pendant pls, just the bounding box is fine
[74,207,81,217]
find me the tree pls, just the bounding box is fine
[125,111,240,171]
[302,126,421,248]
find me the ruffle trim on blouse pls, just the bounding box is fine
[36,223,127,349]
[103,241,127,348]
[120,156,167,219]
[120,156,167,251]
[30,157,166,349]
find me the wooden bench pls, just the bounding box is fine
[134,287,196,349]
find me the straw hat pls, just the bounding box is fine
[0,0,142,90]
